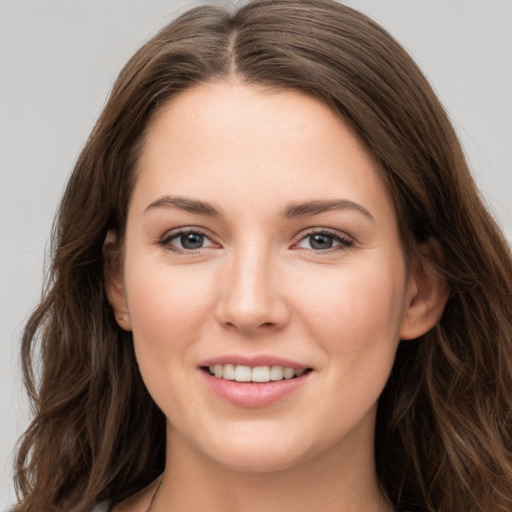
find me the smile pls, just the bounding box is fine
[199,358,314,407]
[204,364,311,382]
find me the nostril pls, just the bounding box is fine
[223,320,278,333]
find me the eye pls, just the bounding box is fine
[161,229,216,252]
[295,230,353,251]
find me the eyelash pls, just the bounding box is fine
[293,228,354,253]
[159,228,354,254]
[159,228,217,254]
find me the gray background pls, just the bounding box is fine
[1,0,510,506]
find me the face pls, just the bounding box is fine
[109,82,423,473]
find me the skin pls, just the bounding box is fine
[108,82,446,512]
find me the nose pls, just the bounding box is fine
[214,245,290,335]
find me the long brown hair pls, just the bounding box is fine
[15,1,512,511]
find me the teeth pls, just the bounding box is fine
[234,365,252,382]
[283,367,295,379]
[223,363,235,380]
[270,366,283,381]
[252,366,270,383]
[208,364,307,382]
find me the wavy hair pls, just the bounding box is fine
[14,1,512,511]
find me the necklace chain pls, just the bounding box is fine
[144,475,163,512]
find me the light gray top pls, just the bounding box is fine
[91,504,111,512]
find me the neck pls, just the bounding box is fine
[153,422,392,512]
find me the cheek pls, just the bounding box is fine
[124,260,215,361]
[296,260,407,365]
[122,259,220,422]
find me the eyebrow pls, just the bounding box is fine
[144,195,374,222]
[282,199,374,222]
[144,196,222,216]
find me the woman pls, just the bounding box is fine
[13,1,512,511]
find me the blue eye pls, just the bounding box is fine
[162,230,215,252]
[177,232,205,249]
[296,231,352,251]
[308,233,335,250]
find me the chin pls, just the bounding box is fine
[207,444,309,474]
[189,422,328,474]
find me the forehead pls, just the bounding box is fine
[132,81,394,222]
[145,82,370,166]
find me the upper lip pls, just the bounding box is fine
[199,355,311,370]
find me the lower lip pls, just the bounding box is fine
[200,370,311,408]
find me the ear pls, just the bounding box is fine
[103,230,132,331]
[400,239,449,340]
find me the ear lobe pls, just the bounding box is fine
[400,239,449,340]
[103,230,132,332]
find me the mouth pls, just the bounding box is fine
[199,358,314,407]
[200,364,313,383]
